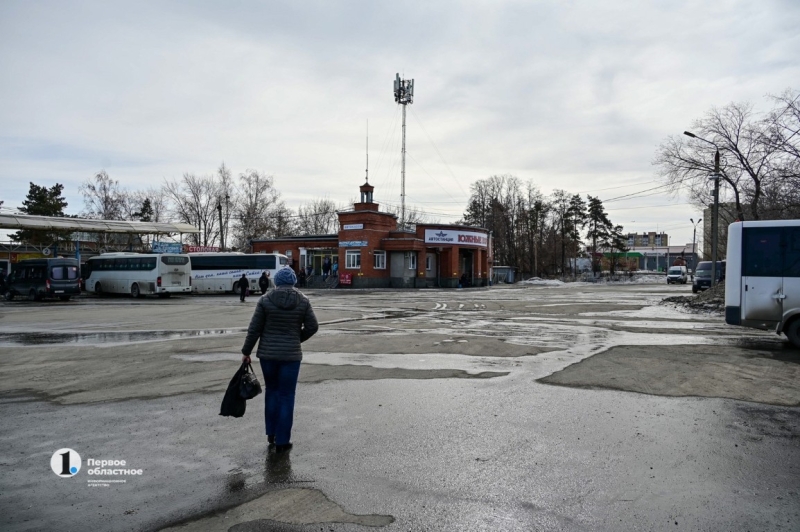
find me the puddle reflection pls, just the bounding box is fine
[265,452,293,484]
[0,329,241,347]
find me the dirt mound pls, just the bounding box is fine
[661,282,724,313]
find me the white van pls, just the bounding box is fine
[724,220,800,348]
[666,265,688,284]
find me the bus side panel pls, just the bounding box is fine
[725,222,743,325]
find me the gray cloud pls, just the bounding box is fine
[1,0,798,244]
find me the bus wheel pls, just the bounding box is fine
[95,282,103,296]
[28,289,39,302]
[131,283,141,298]
[4,290,13,301]
[786,319,800,349]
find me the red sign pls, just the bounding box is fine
[184,245,220,253]
[339,273,352,285]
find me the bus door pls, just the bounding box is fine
[784,227,800,322]
[741,227,783,322]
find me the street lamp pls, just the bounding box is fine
[684,131,721,286]
[690,217,702,280]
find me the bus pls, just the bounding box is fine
[724,220,800,348]
[188,252,290,294]
[85,253,192,298]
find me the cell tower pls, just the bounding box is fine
[393,73,414,229]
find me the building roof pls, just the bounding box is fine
[0,213,200,234]
[250,234,338,243]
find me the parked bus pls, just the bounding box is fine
[188,252,290,294]
[84,253,192,298]
[725,220,800,348]
[4,258,81,301]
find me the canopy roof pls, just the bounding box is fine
[0,213,200,234]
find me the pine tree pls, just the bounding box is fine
[585,195,613,275]
[11,183,71,244]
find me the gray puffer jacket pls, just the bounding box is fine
[241,286,318,361]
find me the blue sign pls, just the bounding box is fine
[152,241,183,254]
[339,241,368,247]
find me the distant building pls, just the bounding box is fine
[626,232,669,248]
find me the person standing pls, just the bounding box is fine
[241,267,319,453]
[259,271,270,294]
[322,257,331,280]
[239,272,249,302]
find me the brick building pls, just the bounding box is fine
[251,182,492,288]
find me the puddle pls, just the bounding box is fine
[159,487,393,531]
[0,329,241,347]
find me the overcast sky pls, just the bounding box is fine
[1,0,798,247]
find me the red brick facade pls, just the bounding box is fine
[251,182,492,288]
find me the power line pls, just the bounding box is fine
[409,106,469,199]
[603,183,673,202]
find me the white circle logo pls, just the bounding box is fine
[51,448,81,477]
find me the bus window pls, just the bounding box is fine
[161,256,189,265]
[743,227,782,277]
[787,227,800,277]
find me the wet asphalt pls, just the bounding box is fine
[0,284,799,531]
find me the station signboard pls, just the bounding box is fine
[424,229,488,248]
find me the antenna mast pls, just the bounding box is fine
[365,119,369,182]
[393,73,414,229]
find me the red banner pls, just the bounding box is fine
[184,245,220,253]
[339,273,352,285]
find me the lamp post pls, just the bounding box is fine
[690,217,702,280]
[684,131,721,286]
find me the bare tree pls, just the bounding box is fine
[231,170,288,249]
[80,170,125,220]
[129,187,169,223]
[163,173,222,247]
[383,203,436,232]
[654,91,800,221]
[296,198,340,235]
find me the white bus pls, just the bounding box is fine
[725,220,800,347]
[85,253,192,298]
[188,252,290,294]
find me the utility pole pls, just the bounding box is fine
[394,73,414,229]
[690,217,702,280]
[710,150,721,286]
[684,131,721,287]
[217,199,224,251]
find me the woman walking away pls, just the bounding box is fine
[259,271,270,294]
[241,267,319,453]
[239,273,249,302]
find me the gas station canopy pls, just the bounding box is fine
[0,213,200,235]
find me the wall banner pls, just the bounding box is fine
[424,229,487,248]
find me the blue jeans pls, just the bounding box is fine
[258,359,301,445]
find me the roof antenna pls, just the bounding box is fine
[365,119,369,183]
